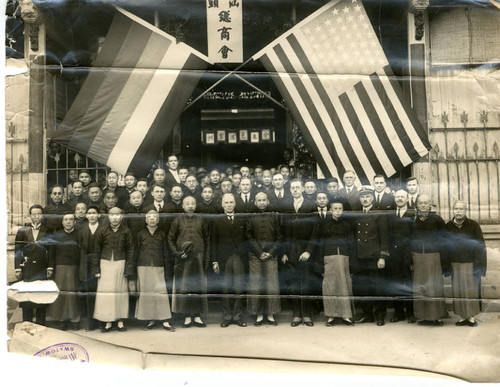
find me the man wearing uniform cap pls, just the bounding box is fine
[351,186,390,326]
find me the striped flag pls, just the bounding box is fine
[253,0,431,183]
[54,7,210,176]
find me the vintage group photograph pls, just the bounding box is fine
[4,0,500,382]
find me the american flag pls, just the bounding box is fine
[253,0,431,183]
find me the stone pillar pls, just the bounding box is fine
[20,0,47,206]
[408,0,432,196]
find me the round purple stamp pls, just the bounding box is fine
[34,342,89,363]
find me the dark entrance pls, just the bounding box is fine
[179,74,288,170]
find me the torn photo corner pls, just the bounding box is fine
[4,0,500,383]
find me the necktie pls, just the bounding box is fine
[321,209,325,219]
[377,194,381,203]
[278,191,282,199]
[410,197,414,207]
[157,204,162,212]
[397,208,401,218]
[347,188,351,194]
[244,194,248,204]
[228,215,233,223]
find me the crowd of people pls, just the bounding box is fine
[14,154,488,333]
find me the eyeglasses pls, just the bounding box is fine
[52,192,63,196]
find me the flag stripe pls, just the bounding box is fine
[128,54,209,175]
[352,82,404,174]
[346,86,398,176]
[369,72,421,161]
[87,33,172,163]
[286,34,369,179]
[273,43,346,176]
[361,78,413,166]
[68,22,154,154]
[260,53,338,178]
[59,13,133,136]
[107,45,190,173]
[379,66,431,152]
[339,92,384,180]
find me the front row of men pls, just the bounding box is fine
[15,181,487,332]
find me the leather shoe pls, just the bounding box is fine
[355,315,374,324]
[407,315,417,324]
[376,319,385,326]
[117,326,127,332]
[193,321,206,328]
[455,319,469,326]
[434,320,444,326]
[267,319,278,326]
[342,318,354,326]
[390,314,404,323]
[182,322,192,328]
[163,324,176,332]
[325,320,335,327]
[290,320,301,327]
[146,322,156,330]
[254,319,264,326]
[220,321,230,328]
[236,320,247,327]
[466,320,478,327]
[100,325,112,333]
[304,320,314,327]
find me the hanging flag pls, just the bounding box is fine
[54,7,211,176]
[253,0,431,182]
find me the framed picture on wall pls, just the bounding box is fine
[261,129,271,141]
[250,131,260,143]
[228,132,238,144]
[206,132,215,144]
[239,129,248,142]
[217,130,226,142]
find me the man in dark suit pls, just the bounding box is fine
[406,176,419,209]
[164,154,182,192]
[267,173,293,212]
[373,174,396,211]
[78,205,103,331]
[387,189,416,323]
[281,178,316,327]
[44,185,72,233]
[338,170,361,211]
[211,193,248,327]
[14,204,50,325]
[351,186,390,326]
[235,177,257,213]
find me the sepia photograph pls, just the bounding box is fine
[3,0,500,383]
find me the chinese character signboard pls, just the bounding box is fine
[207,0,243,63]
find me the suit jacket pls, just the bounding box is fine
[267,189,293,213]
[235,192,257,213]
[165,169,181,191]
[78,223,103,281]
[282,198,316,264]
[351,209,390,270]
[14,224,49,281]
[211,213,248,266]
[387,211,414,278]
[338,186,361,211]
[43,202,72,233]
[373,191,396,211]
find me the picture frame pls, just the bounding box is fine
[217,130,226,143]
[205,132,215,144]
[239,129,248,142]
[261,128,271,141]
[250,131,260,143]
[228,132,238,144]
